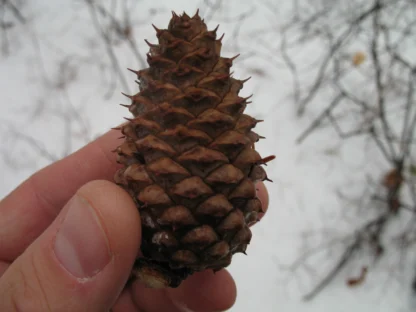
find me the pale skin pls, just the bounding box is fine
[0,129,269,312]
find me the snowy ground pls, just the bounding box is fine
[1,1,415,311]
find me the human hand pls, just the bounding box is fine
[0,129,269,312]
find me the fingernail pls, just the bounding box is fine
[54,195,111,278]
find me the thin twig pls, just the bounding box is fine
[296,93,344,143]
[86,0,130,94]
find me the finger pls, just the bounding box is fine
[0,261,8,277]
[129,269,236,312]
[130,282,182,312]
[256,181,269,220]
[0,129,123,261]
[168,270,237,312]
[0,180,141,312]
[112,288,142,312]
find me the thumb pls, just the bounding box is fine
[0,180,141,312]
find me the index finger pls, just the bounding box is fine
[0,128,123,261]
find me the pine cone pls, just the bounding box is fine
[114,10,274,288]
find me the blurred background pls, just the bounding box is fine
[1,0,415,311]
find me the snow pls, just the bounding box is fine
[0,1,415,311]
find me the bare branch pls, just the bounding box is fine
[281,0,416,300]
[4,0,26,24]
[296,93,344,143]
[85,0,130,94]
